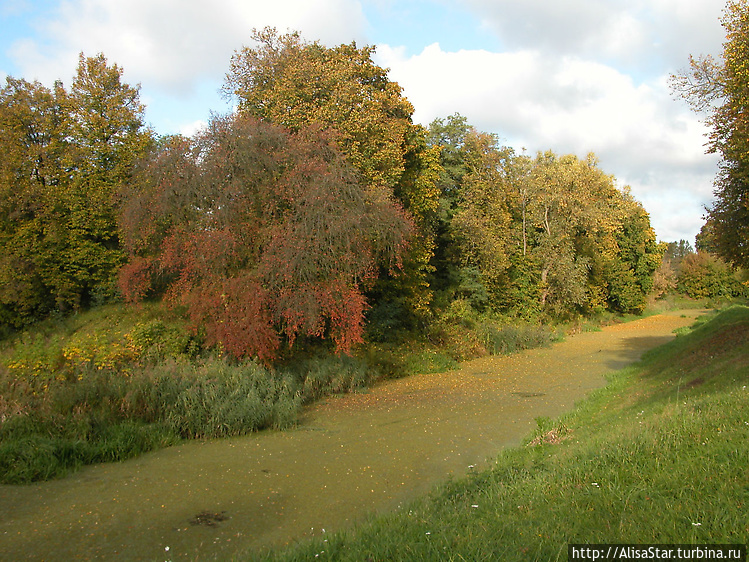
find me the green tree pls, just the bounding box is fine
[0,78,66,325]
[523,152,658,316]
[377,126,441,321]
[672,0,749,267]
[450,130,514,310]
[0,54,150,327]
[53,53,150,307]
[526,152,598,315]
[427,113,471,202]
[424,117,660,319]
[664,239,695,266]
[605,205,660,313]
[425,114,472,307]
[678,252,746,299]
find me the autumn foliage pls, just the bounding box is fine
[0,54,150,326]
[118,115,412,362]
[2,31,711,364]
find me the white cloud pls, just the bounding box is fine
[7,0,367,135]
[1,0,31,17]
[9,0,367,95]
[375,43,543,134]
[468,0,624,55]
[464,0,725,71]
[631,181,712,243]
[376,42,720,242]
[179,119,208,137]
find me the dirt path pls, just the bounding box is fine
[0,310,704,561]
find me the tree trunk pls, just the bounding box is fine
[540,264,549,306]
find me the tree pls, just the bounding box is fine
[450,130,514,310]
[521,151,657,316]
[605,205,660,313]
[678,252,746,299]
[0,54,149,326]
[224,28,414,193]
[526,152,599,314]
[224,28,440,323]
[119,115,412,362]
[371,126,441,325]
[672,0,749,267]
[427,113,471,202]
[425,114,472,308]
[54,53,150,306]
[424,115,661,319]
[0,78,66,325]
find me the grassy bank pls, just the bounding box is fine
[252,306,749,561]
[0,302,561,484]
[0,304,380,483]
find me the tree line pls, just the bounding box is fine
[1,26,744,363]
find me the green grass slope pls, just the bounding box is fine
[254,306,749,561]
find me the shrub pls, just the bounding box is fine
[403,350,459,375]
[677,252,745,299]
[296,354,377,401]
[0,412,178,484]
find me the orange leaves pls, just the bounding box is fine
[185,276,279,365]
[119,115,412,363]
[117,256,154,303]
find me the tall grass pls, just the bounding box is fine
[478,320,561,355]
[253,306,749,561]
[0,303,391,483]
[0,352,385,483]
[0,356,305,483]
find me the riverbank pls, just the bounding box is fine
[0,310,704,560]
[255,306,749,561]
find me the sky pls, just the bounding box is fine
[0,0,728,244]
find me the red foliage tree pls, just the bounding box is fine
[118,115,413,362]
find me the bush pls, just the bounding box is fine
[286,354,376,401]
[403,350,459,375]
[0,415,178,483]
[677,252,745,300]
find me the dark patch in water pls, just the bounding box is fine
[511,391,546,398]
[190,511,229,527]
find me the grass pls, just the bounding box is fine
[0,303,381,484]
[250,306,749,561]
[477,320,562,355]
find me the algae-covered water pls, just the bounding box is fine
[0,311,702,561]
